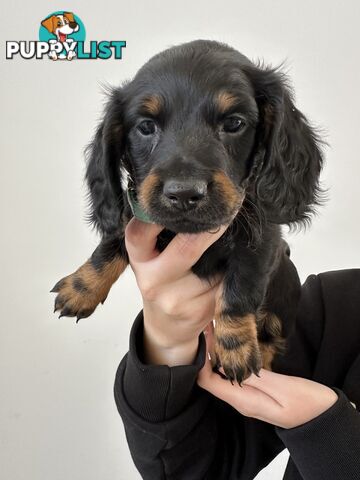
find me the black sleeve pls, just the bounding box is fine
[114,270,360,480]
[114,311,284,480]
[274,270,360,480]
[276,387,360,480]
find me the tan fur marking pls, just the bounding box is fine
[41,15,57,33]
[216,341,252,369]
[55,257,127,314]
[63,12,76,23]
[138,173,161,210]
[259,342,276,370]
[213,171,244,212]
[142,95,162,116]
[257,311,282,337]
[216,313,258,343]
[217,91,237,113]
[257,311,287,370]
[214,313,261,380]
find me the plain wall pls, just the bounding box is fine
[1,0,359,478]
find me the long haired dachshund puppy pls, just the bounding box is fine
[51,40,324,383]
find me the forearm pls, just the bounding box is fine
[276,388,360,480]
[114,311,215,478]
[114,311,284,480]
[120,311,206,420]
[143,305,200,366]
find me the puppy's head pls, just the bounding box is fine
[41,12,78,37]
[85,40,323,235]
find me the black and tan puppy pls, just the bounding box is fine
[51,40,323,383]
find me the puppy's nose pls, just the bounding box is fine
[163,179,207,209]
[69,22,77,28]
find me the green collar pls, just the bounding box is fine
[126,183,154,224]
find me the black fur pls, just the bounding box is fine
[65,40,325,381]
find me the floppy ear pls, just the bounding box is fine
[41,15,56,33]
[246,64,324,226]
[85,88,126,236]
[63,12,75,23]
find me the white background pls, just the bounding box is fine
[1,0,359,478]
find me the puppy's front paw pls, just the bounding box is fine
[214,314,262,384]
[67,50,76,61]
[51,256,126,322]
[214,335,262,384]
[51,264,104,322]
[48,51,58,61]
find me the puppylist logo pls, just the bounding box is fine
[6,11,126,61]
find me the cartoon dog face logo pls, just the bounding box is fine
[41,12,79,60]
[41,12,79,41]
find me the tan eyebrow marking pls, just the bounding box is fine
[217,91,237,113]
[142,95,162,116]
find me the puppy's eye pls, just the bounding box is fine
[222,116,245,133]
[137,120,156,136]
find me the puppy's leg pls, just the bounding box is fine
[214,310,262,384]
[258,243,301,370]
[257,312,286,370]
[214,272,265,384]
[51,236,128,321]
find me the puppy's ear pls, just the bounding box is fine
[63,12,75,23]
[41,15,56,33]
[85,88,126,236]
[246,64,324,226]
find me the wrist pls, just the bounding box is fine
[143,309,200,366]
[284,384,339,429]
[143,334,199,366]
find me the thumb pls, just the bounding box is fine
[197,322,231,397]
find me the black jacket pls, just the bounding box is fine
[114,269,360,479]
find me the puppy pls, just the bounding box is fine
[41,12,79,60]
[51,40,324,383]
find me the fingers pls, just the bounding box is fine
[242,368,297,405]
[125,219,229,282]
[199,361,281,422]
[169,274,221,303]
[143,273,217,318]
[150,225,229,280]
[125,218,164,263]
[243,368,333,411]
[197,333,282,422]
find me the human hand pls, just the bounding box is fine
[125,218,228,366]
[197,324,338,429]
